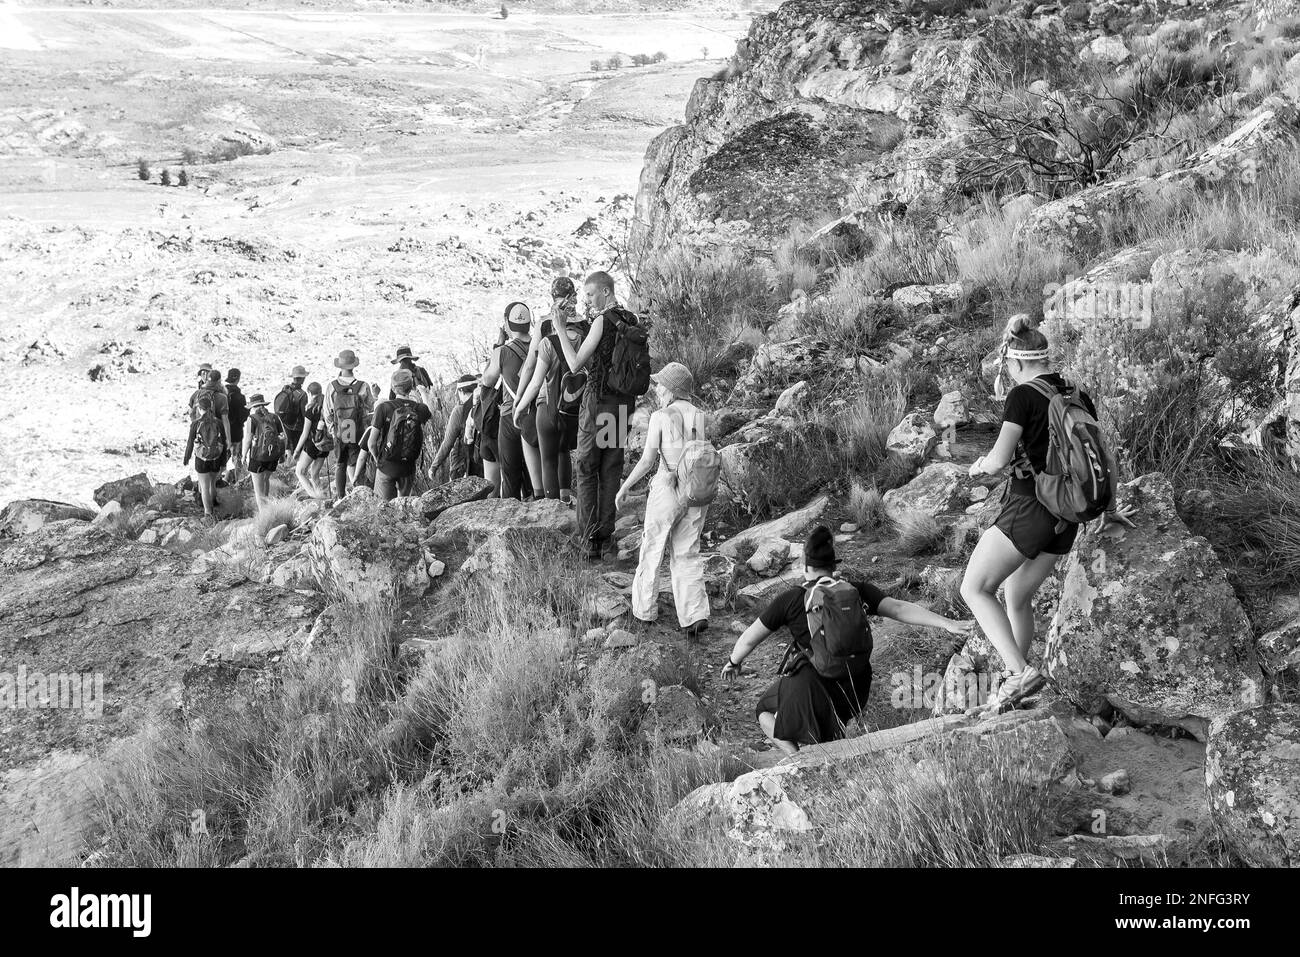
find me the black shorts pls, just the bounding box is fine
[994,492,1079,559]
[479,431,499,464]
[194,456,224,475]
[519,406,539,447]
[756,659,871,747]
[302,441,326,461]
[249,458,278,474]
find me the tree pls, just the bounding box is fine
[605,55,623,70]
[590,59,603,72]
[160,168,172,187]
[136,157,150,181]
[178,169,189,187]
[499,4,508,18]
[651,51,668,63]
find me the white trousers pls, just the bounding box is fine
[631,472,710,627]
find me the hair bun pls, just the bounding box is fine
[1003,312,1038,340]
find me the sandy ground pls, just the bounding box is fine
[0,4,760,504]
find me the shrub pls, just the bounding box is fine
[178,169,189,187]
[251,495,300,542]
[136,157,150,181]
[146,484,182,513]
[605,55,623,71]
[893,510,945,556]
[590,59,603,72]
[1194,461,1300,592]
[847,478,887,530]
[651,51,668,63]
[160,169,172,187]
[630,53,651,67]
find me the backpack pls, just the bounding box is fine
[194,411,225,463]
[1024,378,1116,525]
[382,400,424,464]
[546,333,586,419]
[275,385,306,432]
[190,386,223,422]
[802,577,873,680]
[602,309,650,398]
[330,379,366,445]
[250,412,286,463]
[662,407,721,508]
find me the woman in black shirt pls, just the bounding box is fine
[960,314,1133,715]
[723,526,973,754]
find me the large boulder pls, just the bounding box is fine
[308,498,439,601]
[718,494,829,559]
[1045,473,1264,739]
[416,475,495,522]
[0,500,94,538]
[0,521,325,866]
[885,411,938,469]
[1206,704,1300,867]
[429,497,577,545]
[92,472,153,509]
[882,462,970,521]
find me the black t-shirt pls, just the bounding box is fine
[759,578,886,677]
[227,384,249,440]
[371,397,432,477]
[1003,373,1097,494]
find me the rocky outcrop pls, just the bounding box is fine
[0,520,325,866]
[1045,473,1264,739]
[1206,704,1300,867]
[718,493,828,559]
[308,493,441,601]
[428,496,577,545]
[92,472,153,509]
[416,475,495,522]
[0,499,94,537]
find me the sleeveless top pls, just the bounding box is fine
[656,402,704,474]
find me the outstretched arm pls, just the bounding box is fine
[722,619,776,679]
[876,597,974,637]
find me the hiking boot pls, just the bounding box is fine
[681,620,709,641]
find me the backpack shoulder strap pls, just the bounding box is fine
[1024,378,1059,401]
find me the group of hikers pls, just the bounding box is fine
[180,271,1134,755]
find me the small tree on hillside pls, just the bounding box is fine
[605,55,623,70]
[136,157,150,181]
[590,59,603,72]
[178,169,189,187]
[500,4,508,18]
[651,51,668,63]
[160,168,172,186]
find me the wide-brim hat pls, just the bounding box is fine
[391,345,420,364]
[247,393,269,408]
[651,361,696,398]
[333,350,360,370]
[289,364,308,378]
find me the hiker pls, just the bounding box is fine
[429,373,481,481]
[615,362,719,638]
[189,369,232,456]
[182,391,228,520]
[476,304,534,499]
[553,270,650,559]
[323,349,374,499]
[722,526,976,754]
[292,381,331,499]
[243,393,287,510]
[959,313,1134,715]
[275,366,309,458]
[514,277,586,502]
[389,345,433,401]
[225,368,249,480]
[369,368,433,500]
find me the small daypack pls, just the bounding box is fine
[663,407,721,508]
[382,400,424,464]
[803,577,872,680]
[194,411,225,463]
[330,379,366,445]
[275,385,306,432]
[250,412,285,462]
[603,309,650,398]
[546,333,587,420]
[1025,378,1116,525]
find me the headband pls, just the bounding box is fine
[1004,348,1049,361]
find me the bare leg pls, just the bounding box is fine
[198,473,215,516]
[758,712,798,756]
[960,526,1031,673]
[482,460,500,497]
[522,440,544,500]
[1003,551,1062,660]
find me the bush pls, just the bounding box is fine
[136,157,150,181]
[1196,461,1300,591]
[590,59,603,72]
[893,510,945,556]
[605,55,623,71]
[630,53,651,67]
[146,484,181,513]
[178,169,189,187]
[160,169,172,187]
[651,51,668,64]
[847,479,887,530]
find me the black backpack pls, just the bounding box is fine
[602,308,650,398]
[382,400,424,464]
[275,385,306,432]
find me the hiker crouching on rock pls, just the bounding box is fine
[723,527,975,755]
[243,393,287,511]
[368,368,432,501]
[617,362,717,639]
[183,391,228,521]
[959,313,1134,716]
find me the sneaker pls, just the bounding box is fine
[992,666,1046,711]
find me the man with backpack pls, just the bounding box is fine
[275,365,309,459]
[476,303,533,499]
[552,270,650,559]
[722,526,975,754]
[368,368,433,501]
[323,349,374,499]
[615,362,719,638]
[242,393,288,510]
[225,368,249,477]
[429,373,481,481]
[183,391,228,521]
[959,314,1135,716]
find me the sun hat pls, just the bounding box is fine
[650,361,696,399]
[289,364,308,379]
[247,393,269,409]
[198,362,213,373]
[803,525,840,568]
[391,345,420,364]
[333,350,360,370]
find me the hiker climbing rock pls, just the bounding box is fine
[723,526,975,754]
[617,361,719,638]
[553,270,649,559]
[959,313,1135,716]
